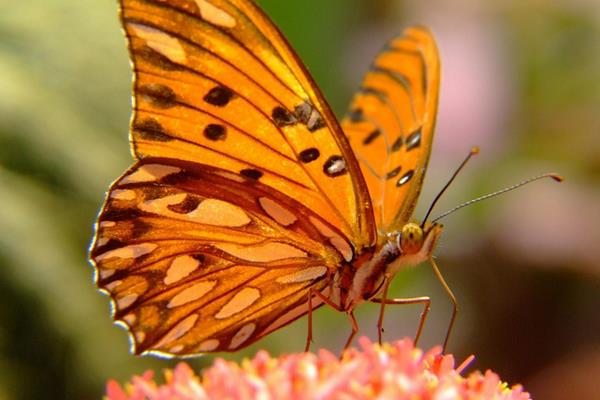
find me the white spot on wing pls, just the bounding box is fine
[122,314,136,325]
[330,236,353,262]
[310,216,336,237]
[154,314,199,349]
[198,339,220,352]
[187,199,251,227]
[215,242,306,262]
[214,170,245,183]
[135,331,146,344]
[215,287,260,319]
[326,158,346,175]
[100,221,116,228]
[95,243,158,261]
[228,323,256,349]
[110,189,136,201]
[276,266,328,284]
[169,344,184,353]
[129,23,187,63]
[120,164,181,184]
[99,269,115,279]
[116,293,138,310]
[398,171,413,186]
[195,0,236,28]
[309,217,353,261]
[259,197,297,226]
[139,193,187,215]
[406,131,421,148]
[164,255,201,285]
[104,280,122,291]
[138,194,251,227]
[167,280,217,308]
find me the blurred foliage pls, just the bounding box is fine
[0,0,599,399]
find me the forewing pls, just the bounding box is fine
[120,0,375,250]
[90,158,353,355]
[341,27,440,233]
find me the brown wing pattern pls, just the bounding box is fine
[341,27,440,234]
[120,0,375,250]
[90,158,353,355]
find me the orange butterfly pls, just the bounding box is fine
[90,0,444,357]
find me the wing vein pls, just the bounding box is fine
[134,90,299,164]
[127,0,301,99]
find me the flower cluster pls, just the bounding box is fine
[106,337,530,399]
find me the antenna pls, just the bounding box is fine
[420,147,480,228]
[431,173,563,224]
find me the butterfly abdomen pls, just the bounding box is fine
[329,244,393,311]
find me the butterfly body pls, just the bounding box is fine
[90,0,440,356]
[330,222,442,312]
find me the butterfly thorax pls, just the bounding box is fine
[331,223,443,311]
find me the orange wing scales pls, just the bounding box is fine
[342,27,440,234]
[91,159,350,354]
[91,0,443,356]
[120,0,376,248]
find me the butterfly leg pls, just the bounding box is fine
[370,278,431,346]
[343,311,359,351]
[305,289,343,352]
[429,256,457,353]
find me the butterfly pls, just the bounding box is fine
[90,0,444,357]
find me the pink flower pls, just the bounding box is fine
[106,337,530,399]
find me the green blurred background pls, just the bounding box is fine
[1,0,599,398]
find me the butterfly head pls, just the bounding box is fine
[398,223,425,254]
[397,222,442,256]
[371,222,443,287]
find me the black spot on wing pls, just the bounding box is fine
[203,124,227,141]
[92,238,126,256]
[323,156,347,177]
[136,45,185,71]
[191,254,206,264]
[133,118,173,142]
[294,102,312,123]
[203,86,234,106]
[140,186,172,201]
[348,108,364,122]
[131,219,153,239]
[359,87,388,103]
[306,116,326,132]
[272,106,296,127]
[168,195,201,214]
[370,66,412,97]
[385,166,402,179]
[240,169,263,181]
[396,170,414,186]
[100,208,145,222]
[362,129,381,145]
[138,83,177,109]
[406,127,422,151]
[391,136,403,152]
[298,148,320,163]
[161,169,197,187]
[293,102,325,132]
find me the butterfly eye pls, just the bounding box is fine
[398,223,424,254]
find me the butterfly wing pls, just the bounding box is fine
[120,0,376,249]
[341,27,440,233]
[90,0,379,355]
[90,158,351,355]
